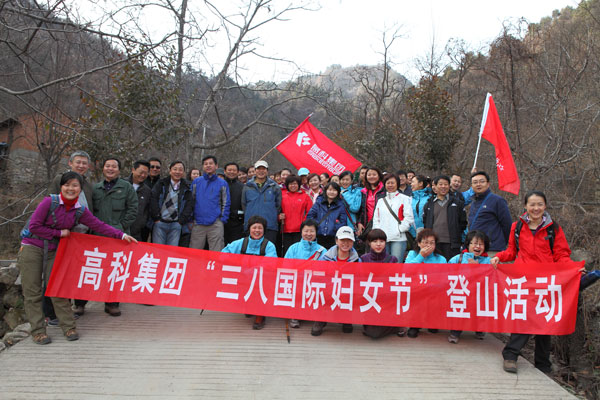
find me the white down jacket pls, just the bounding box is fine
[372,191,414,242]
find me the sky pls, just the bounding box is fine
[78,0,578,84]
[239,0,578,83]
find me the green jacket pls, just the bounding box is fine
[92,178,138,234]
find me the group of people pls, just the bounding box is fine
[17,150,575,375]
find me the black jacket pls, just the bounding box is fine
[150,177,194,225]
[422,193,467,249]
[225,177,244,228]
[127,176,152,240]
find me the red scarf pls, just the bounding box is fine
[60,193,78,212]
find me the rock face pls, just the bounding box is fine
[0,263,19,285]
[0,259,25,350]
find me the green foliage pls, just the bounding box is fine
[406,76,460,174]
[77,46,187,174]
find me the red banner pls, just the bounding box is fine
[479,93,520,195]
[276,117,362,175]
[47,233,582,335]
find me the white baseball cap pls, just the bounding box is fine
[335,226,355,241]
[254,160,269,169]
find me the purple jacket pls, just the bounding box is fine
[22,196,124,251]
[360,250,398,263]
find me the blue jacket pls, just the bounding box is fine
[467,189,512,251]
[222,236,277,257]
[242,178,282,231]
[319,245,361,262]
[341,186,362,228]
[409,187,432,237]
[284,239,326,259]
[192,173,230,225]
[448,251,491,264]
[306,195,347,237]
[405,250,447,264]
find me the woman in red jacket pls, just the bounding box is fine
[279,175,312,255]
[491,191,571,374]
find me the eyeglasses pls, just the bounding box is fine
[472,179,487,185]
[150,165,161,169]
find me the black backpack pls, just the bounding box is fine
[514,219,558,255]
[240,236,268,256]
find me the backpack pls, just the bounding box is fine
[514,219,558,255]
[20,194,86,240]
[240,236,268,256]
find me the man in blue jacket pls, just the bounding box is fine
[468,171,512,255]
[190,155,230,251]
[241,160,281,245]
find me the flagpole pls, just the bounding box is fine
[256,113,313,161]
[473,93,491,170]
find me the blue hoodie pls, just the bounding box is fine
[409,187,432,237]
[192,173,230,225]
[284,239,326,260]
[405,250,447,264]
[341,185,362,228]
[222,236,277,257]
[448,252,491,264]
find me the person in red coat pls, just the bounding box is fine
[491,191,572,374]
[279,175,312,255]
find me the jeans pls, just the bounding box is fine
[387,240,407,262]
[153,221,182,246]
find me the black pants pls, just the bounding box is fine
[263,229,278,248]
[502,333,552,372]
[437,242,460,261]
[282,232,301,256]
[224,224,245,245]
[317,235,336,251]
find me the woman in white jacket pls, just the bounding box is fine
[372,174,414,262]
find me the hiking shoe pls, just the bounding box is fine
[397,327,407,337]
[311,321,327,336]
[448,334,460,344]
[342,324,353,333]
[104,305,121,317]
[503,359,517,373]
[475,332,486,340]
[65,329,79,341]
[289,319,300,328]
[46,318,59,326]
[252,316,265,330]
[72,305,85,317]
[407,328,419,338]
[33,333,51,345]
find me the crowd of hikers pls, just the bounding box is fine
[17,149,582,375]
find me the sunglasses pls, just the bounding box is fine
[150,165,161,169]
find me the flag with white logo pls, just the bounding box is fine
[276,117,362,175]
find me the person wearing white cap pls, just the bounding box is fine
[241,160,282,245]
[311,226,361,336]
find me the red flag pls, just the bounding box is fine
[479,93,520,195]
[276,117,362,175]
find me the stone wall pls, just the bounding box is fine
[0,259,28,351]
